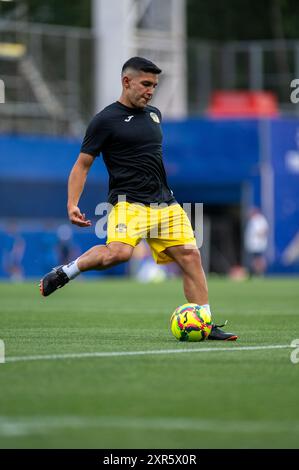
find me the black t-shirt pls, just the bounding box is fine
[80,101,175,206]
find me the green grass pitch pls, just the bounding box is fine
[0,277,298,449]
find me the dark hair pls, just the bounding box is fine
[122,56,162,75]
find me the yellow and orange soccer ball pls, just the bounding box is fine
[170,303,212,342]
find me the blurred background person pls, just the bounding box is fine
[40,221,59,274]
[56,224,80,266]
[39,222,81,279]
[2,222,26,281]
[129,240,167,283]
[244,207,269,276]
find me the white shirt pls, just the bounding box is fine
[245,213,269,253]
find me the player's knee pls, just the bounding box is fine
[114,247,132,263]
[179,247,201,266]
[107,244,133,265]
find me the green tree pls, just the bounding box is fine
[187,0,299,40]
[0,0,91,27]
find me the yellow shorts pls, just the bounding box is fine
[106,202,197,264]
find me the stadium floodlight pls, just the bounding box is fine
[93,0,186,118]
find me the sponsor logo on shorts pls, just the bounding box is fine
[115,223,127,233]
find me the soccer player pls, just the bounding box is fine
[39,57,237,341]
[245,207,269,276]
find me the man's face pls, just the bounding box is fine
[123,71,159,108]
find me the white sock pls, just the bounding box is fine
[62,258,81,280]
[202,304,212,316]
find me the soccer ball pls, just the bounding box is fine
[170,303,212,342]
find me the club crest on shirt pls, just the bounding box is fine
[150,112,160,123]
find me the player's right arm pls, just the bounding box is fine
[69,110,111,227]
[67,152,94,227]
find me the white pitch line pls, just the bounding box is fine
[0,415,299,437]
[4,344,292,364]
